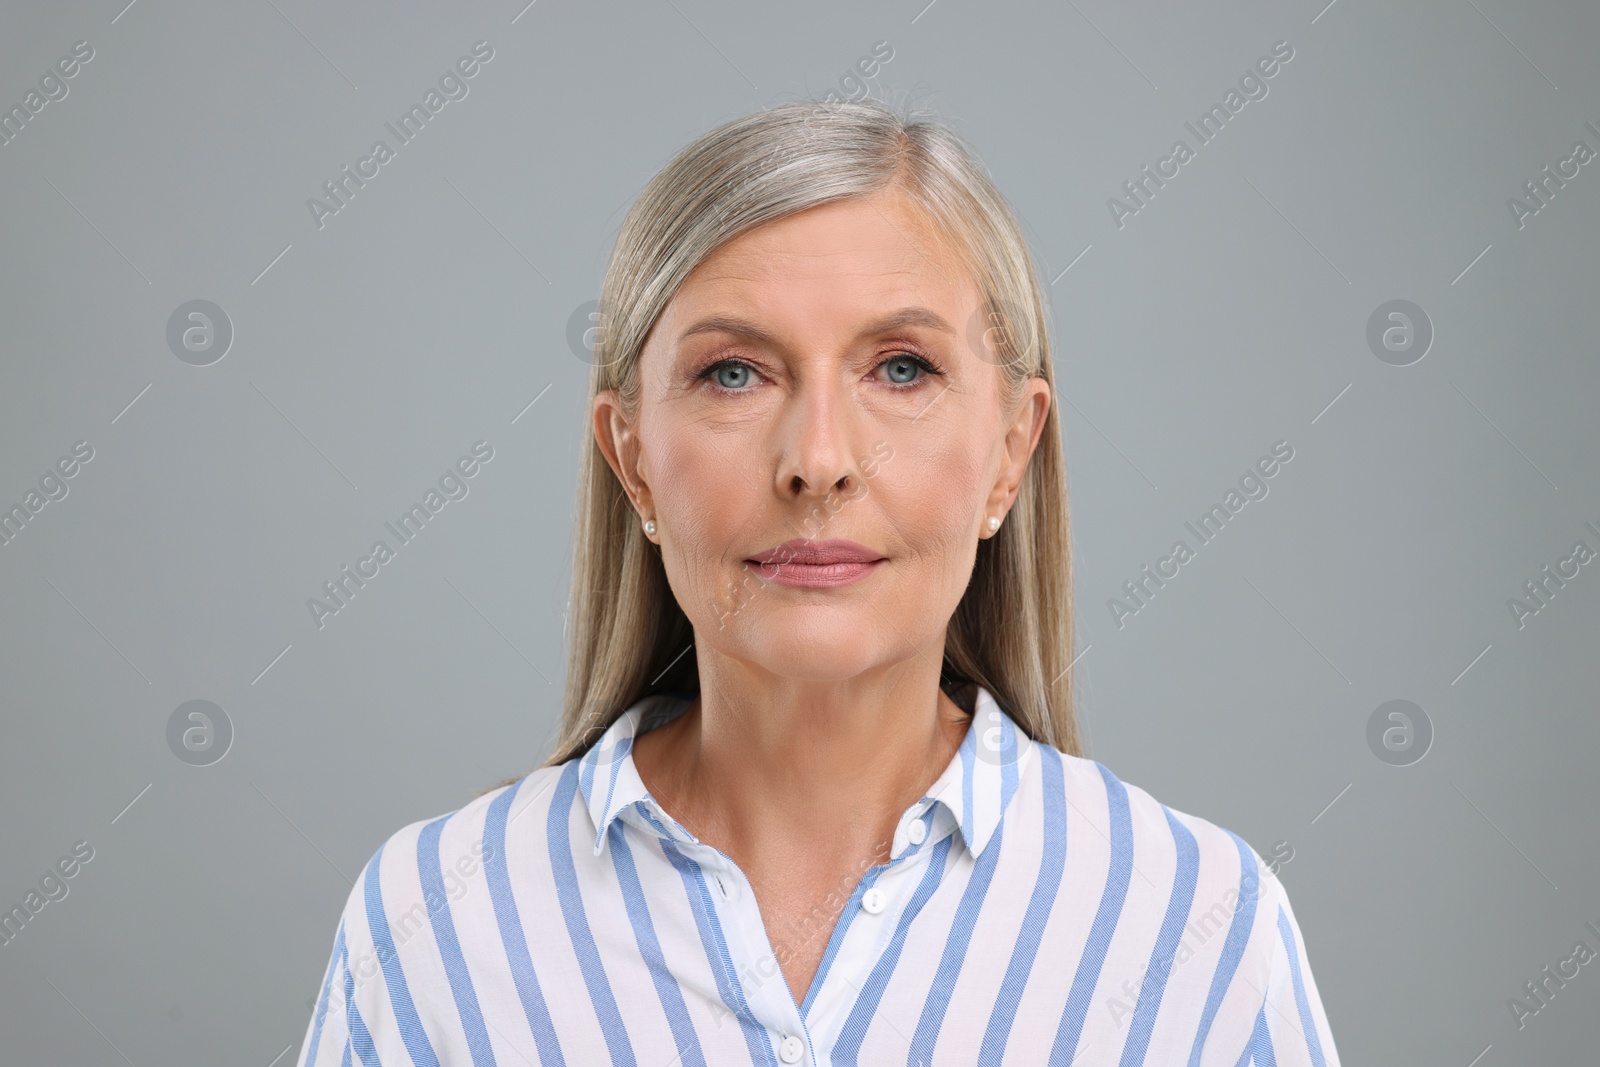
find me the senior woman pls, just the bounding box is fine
[297,99,1340,1066]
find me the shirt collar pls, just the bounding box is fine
[575,686,1036,861]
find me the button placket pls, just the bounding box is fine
[693,845,814,1065]
[893,806,932,858]
[805,824,960,1056]
[860,886,887,915]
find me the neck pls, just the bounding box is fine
[632,650,973,872]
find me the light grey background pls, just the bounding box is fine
[1,0,1595,1062]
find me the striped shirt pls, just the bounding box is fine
[297,686,1341,1066]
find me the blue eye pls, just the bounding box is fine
[713,362,753,390]
[882,354,925,384]
[697,351,943,395]
[878,351,945,388]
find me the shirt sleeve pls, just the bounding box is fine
[297,842,412,1067]
[295,915,353,1067]
[1237,872,1342,1067]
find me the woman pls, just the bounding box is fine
[297,99,1340,1066]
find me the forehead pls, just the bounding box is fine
[665,190,981,324]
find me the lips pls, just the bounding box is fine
[746,539,885,565]
[745,539,887,588]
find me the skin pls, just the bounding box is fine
[593,185,1051,1008]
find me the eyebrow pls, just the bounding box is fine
[676,306,956,346]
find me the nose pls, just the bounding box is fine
[773,374,863,504]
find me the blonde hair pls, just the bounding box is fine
[500,97,1078,786]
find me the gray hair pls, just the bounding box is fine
[517,97,1078,778]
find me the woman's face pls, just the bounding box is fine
[596,187,1050,685]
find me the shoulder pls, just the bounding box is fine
[1029,743,1289,961]
[1034,745,1268,874]
[331,764,573,953]
[366,764,569,867]
[305,765,580,1041]
[1049,748,1273,883]
[1019,748,1330,1059]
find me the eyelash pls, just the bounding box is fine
[693,347,946,396]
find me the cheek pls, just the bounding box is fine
[860,443,988,631]
[643,426,751,603]
[876,431,991,549]
[646,427,731,515]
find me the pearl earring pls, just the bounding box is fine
[643,519,656,536]
[987,516,1000,533]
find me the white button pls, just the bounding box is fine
[907,819,927,845]
[861,887,887,914]
[778,1034,805,1063]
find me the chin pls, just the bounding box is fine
[736,613,897,680]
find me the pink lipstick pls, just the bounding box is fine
[746,539,886,588]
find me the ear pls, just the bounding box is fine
[982,377,1051,531]
[593,388,655,520]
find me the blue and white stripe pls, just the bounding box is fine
[296,687,1340,1066]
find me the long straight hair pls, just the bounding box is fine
[500,97,1078,786]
